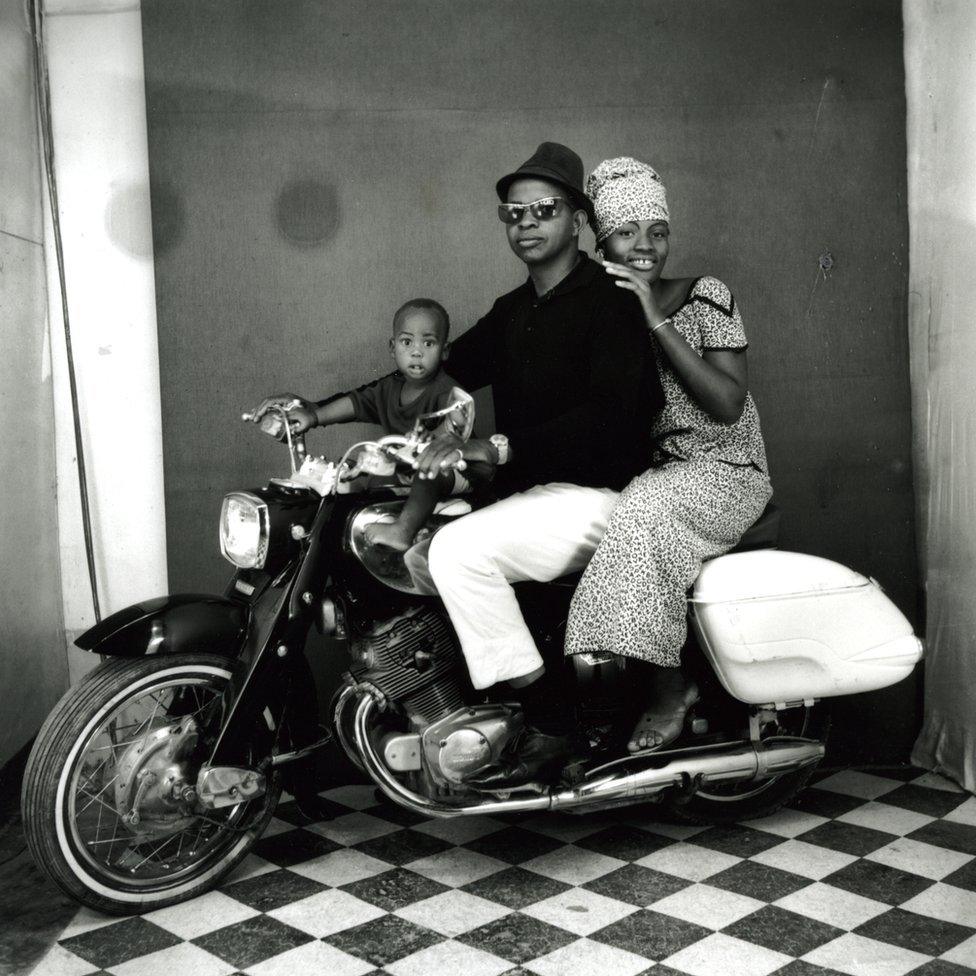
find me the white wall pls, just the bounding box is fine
[0,0,67,764]
[905,0,976,789]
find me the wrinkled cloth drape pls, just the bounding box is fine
[904,0,976,792]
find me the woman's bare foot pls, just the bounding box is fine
[365,519,416,552]
[628,682,699,753]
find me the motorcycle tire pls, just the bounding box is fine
[21,653,281,915]
[662,702,831,825]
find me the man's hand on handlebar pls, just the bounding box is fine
[413,433,499,481]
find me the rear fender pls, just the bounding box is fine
[75,594,249,659]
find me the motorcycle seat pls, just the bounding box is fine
[547,501,780,589]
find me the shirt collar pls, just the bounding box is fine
[523,251,598,304]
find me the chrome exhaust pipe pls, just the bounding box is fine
[352,694,825,819]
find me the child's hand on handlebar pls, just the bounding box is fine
[248,393,308,422]
[286,406,318,435]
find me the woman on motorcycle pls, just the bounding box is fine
[565,157,772,751]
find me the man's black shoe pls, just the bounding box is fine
[466,728,584,791]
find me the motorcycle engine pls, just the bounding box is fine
[420,704,524,787]
[347,605,466,727]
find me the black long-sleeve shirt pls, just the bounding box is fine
[447,253,664,495]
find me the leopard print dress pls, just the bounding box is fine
[564,276,772,666]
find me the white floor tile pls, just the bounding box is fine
[900,882,976,928]
[412,814,504,845]
[836,800,935,836]
[802,932,930,976]
[635,841,741,882]
[521,886,637,935]
[268,887,386,937]
[650,882,765,929]
[630,818,706,840]
[395,890,512,937]
[662,932,791,976]
[751,838,857,880]
[246,939,374,976]
[386,939,512,976]
[525,936,651,976]
[289,847,390,886]
[522,845,625,886]
[523,813,617,844]
[865,837,973,880]
[774,881,889,929]
[28,944,99,976]
[58,906,130,940]
[742,807,829,838]
[111,942,235,976]
[222,853,277,884]
[322,784,384,810]
[308,811,401,845]
[406,846,507,887]
[946,796,976,827]
[144,890,259,939]
[259,816,295,838]
[815,771,902,800]
[912,771,966,793]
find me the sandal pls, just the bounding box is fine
[628,682,700,753]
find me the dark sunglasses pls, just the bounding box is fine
[497,196,567,224]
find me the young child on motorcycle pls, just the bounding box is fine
[283,298,473,551]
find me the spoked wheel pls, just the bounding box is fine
[22,654,281,914]
[663,702,831,824]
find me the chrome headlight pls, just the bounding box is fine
[219,492,270,568]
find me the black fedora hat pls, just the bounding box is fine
[496,142,594,222]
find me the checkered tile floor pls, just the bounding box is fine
[30,767,976,976]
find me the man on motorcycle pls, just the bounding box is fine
[409,142,664,787]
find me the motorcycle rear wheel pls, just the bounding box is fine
[662,702,831,824]
[22,654,280,915]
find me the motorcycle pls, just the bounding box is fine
[22,397,924,914]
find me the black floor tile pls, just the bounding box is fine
[798,821,898,857]
[253,827,341,866]
[592,909,710,960]
[274,796,350,825]
[365,801,431,827]
[325,914,441,967]
[574,824,676,861]
[60,918,181,969]
[220,867,327,911]
[823,860,933,905]
[582,863,690,907]
[788,788,866,819]
[708,860,812,902]
[943,860,976,893]
[457,913,576,964]
[908,820,976,857]
[771,961,847,975]
[192,915,313,969]
[354,827,454,865]
[463,825,563,864]
[689,824,785,858]
[723,905,844,956]
[908,961,976,976]
[341,867,449,911]
[461,866,571,909]
[854,906,975,956]
[881,784,970,819]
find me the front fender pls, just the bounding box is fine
[75,593,249,658]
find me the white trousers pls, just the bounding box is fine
[424,483,619,690]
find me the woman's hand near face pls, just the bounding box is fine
[602,261,668,329]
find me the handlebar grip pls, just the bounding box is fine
[241,412,255,422]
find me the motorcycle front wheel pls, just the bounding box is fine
[22,654,281,915]
[663,701,831,825]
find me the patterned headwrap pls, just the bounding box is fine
[586,157,669,242]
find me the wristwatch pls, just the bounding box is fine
[489,434,510,465]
